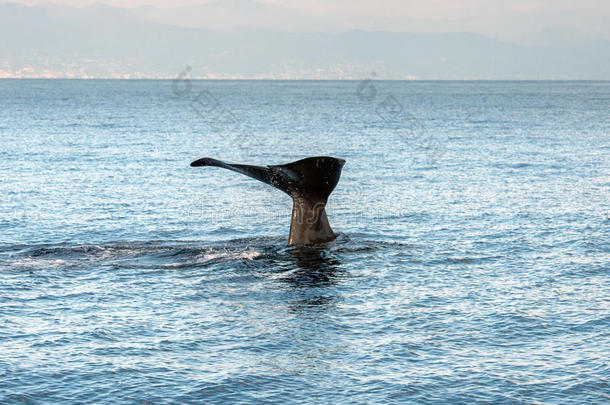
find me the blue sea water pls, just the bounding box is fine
[0,79,608,404]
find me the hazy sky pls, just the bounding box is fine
[3,0,609,78]
[7,0,610,39]
[13,0,610,15]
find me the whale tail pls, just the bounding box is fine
[190,156,345,245]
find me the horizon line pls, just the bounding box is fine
[2,78,610,82]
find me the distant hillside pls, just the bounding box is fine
[1,2,609,79]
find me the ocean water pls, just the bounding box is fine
[0,79,608,404]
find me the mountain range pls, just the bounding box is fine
[1,1,609,79]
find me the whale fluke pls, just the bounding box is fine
[190,156,345,245]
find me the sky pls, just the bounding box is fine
[8,0,610,40]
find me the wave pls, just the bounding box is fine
[0,234,417,278]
